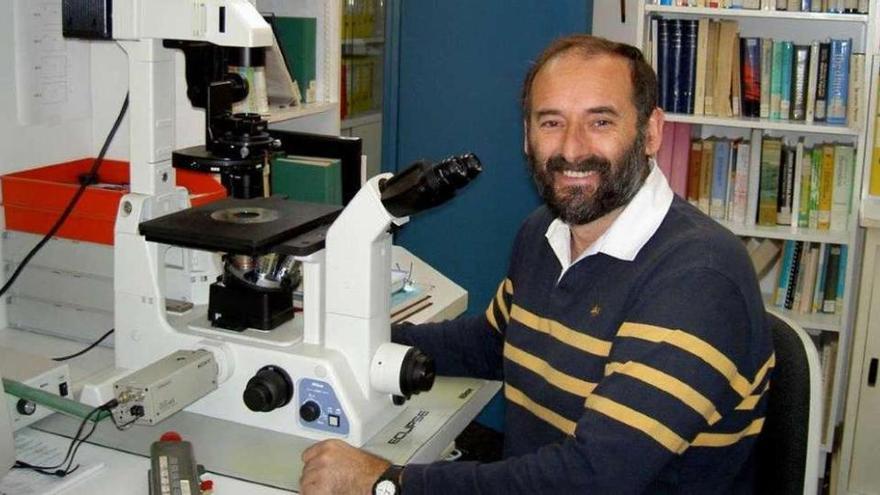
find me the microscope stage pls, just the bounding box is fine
[139,196,341,255]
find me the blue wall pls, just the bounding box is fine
[384,1,593,315]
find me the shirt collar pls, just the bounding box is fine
[544,160,674,275]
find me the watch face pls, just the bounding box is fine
[374,479,398,495]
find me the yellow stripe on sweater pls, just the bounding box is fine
[511,305,612,357]
[505,342,597,397]
[506,384,576,436]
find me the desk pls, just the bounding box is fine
[1,246,497,493]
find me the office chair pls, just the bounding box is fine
[754,311,823,495]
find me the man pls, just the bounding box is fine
[300,34,773,494]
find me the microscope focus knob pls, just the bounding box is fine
[299,401,321,422]
[243,366,294,412]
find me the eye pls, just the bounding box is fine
[593,119,612,128]
[539,119,562,129]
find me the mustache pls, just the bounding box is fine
[545,154,612,175]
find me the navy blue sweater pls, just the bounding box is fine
[393,197,774,494]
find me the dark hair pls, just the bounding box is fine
[521,35,658,127]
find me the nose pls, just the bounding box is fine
[560,123,590,164]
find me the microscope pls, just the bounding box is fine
[62,0,481,446]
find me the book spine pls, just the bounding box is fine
[687,140,703,205]
[798,146,812,227]
[759,137,782,225]
[670,20,685,113]
[826,38,851,125]
[815,42,831,122]
[704,21,719,115]
[733,141,751,224]
[682,20,699,114]
[745,130,763,226]
[808,146,822,229]
[836,245,848,308]
[657,18,671,112]
[775,240,795,306]
[770,40,784,120]
[700,139,715,214]
[693,18,710,115]
[812,243,828,313]
[711,139,732,219]
[670,123,692,197]
[790,140,805,228]
[823,245,842,313]
[779,41,794,120]
[847,53,864,129]
[777,145,795,225]
[759,38,773,118]
[818,144,835,230]
[790,45,810,121]
[805,42,820,123]
[791,241,810,310]
[785,241,805,310]
[741,38,762,118]
[830,144,854,231]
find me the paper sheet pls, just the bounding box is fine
[0,430,105,495]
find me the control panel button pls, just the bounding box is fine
[299,401,321,422]
[328,414,340,427]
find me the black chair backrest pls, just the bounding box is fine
[754,312,812,495]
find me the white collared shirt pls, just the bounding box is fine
[544,161,674,281]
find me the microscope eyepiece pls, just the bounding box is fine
[379,152,482,218]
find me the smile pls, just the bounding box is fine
[560,170,595,178]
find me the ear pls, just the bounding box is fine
[522,119,530,156]
[643,107,665,157]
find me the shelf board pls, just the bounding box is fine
[664,113,860,136]
[265,102,338,124]
[342,36,385,45]
[644,5,869,23]
[765,296,842,332]
[717,219,852,245]
[342,111,382,129]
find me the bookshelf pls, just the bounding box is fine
[636,0,878,479]
[340,0,386,178]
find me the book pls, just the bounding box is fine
[817,144,835,230]
[740,37,762,117]
[711,139,732,219]
[758,137,782,225]
[745,131,763,226]
[759,38,773,118]
[681,19,699,114]
[775,240,795,306]
[704,20,720,115]
[836,245,848,308]
[822,244,842,313]
[791,241,811,310]
[826,38,852,125]
[805,41,820,123]
[815,42,831,122]
[687,140,703,206]
[693,18,710,115]
[657,18,671,111]
[812,243,828,313]
[784,240,804,309]
[274,17,318,104]
[732,141,751,224]
[670,123,693,197]
[658,123,676,181]
[830,143,854,231]
[808,146,823,229]
[770,40,784,120]
[714,21,739,117]
[731,32,743,117]
[748,237,781,278]
[797,146,812,227]
[669,19,685,112]
[271,155,343,205]
[790,44,810,121]
[799,243,820,313]
[777,144,795,225]
[779,41,794,120]
[847,53,864,129]
[700,138,716,214]
[790,140,806,228]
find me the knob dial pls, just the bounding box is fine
[299,401,321,422]
[243,365,294,412]
[16,399,36,416]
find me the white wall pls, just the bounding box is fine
[591,0,639,47]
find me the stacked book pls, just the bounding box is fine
[772,240,847,315]
[656,124,856,230]
[650,0,868,12]
[646,17,862,127]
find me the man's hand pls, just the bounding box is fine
[300,439,391,495]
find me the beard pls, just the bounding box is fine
[527,130,650,225]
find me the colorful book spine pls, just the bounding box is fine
[759,38,773,118]
[779,41,794,120]
[797,146,812,228]
[759,137,782,225]
[775,240,795,306]
[732,141,751,224]
[711,139,732,219]
[823,245,842,313]
[836,245,848,308]
[805,41,820,123]
[741,37,762,118]
[830,144,854,231]
[817,144,836,230]
[700,139,715,214]
[790,44,810,121]
[687,140,703,206]
[808,146,822,229]
[814,42,831,122]
[770,40,784,120]
[826,38,852,125]
[777,145,795,225]
[670,123,693,197]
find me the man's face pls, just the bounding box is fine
[525,52,658,225]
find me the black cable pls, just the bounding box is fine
[0,92,130,299]
[52,329,115,362]
[13,399,119,477]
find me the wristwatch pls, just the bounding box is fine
[372,464,404,495]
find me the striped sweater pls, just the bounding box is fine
[393,197,774,494]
